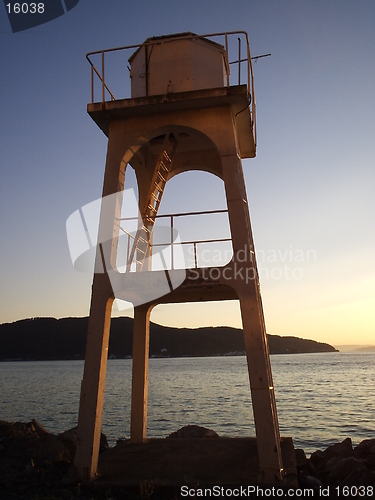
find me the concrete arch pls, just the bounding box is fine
[120,124,224,216]
[123,124,221,183]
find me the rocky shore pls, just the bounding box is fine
[296,437,375,493]
[0,419,109,500]
[0,420,374,499]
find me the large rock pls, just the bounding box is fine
[325,456,343,472]
[31,418,52,437]
[167,425,219,439]
[366,454,375,469]
[340,465,375,487]
[310,449,328,469]
[326,456,363,482]
[58,426,109,456]
[24,434,70,464]
[0,420,37,441]
[294,448,308,467]
[326,438,353,459]
[354,439,375,459]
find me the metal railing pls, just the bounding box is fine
[118,208,232,272]
[86,31,256,143]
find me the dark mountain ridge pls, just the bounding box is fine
[0,317,338,361]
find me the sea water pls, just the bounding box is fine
[1,352,374,455]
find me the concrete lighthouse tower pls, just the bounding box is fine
[74,31,284,483]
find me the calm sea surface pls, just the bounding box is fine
[1,353,374,455]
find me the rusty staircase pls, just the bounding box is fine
[127,133,178,272]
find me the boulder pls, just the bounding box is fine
[366,453,375,469]
[340,465,375,487]
[353,439,375,459]
[24,434,70,464]
[326,456,363,482]
[167,425,219,439]
[31,418,52,437]
[325,438,353,459]
[295,448,308,467]
[325,456,343,472]
[0,421,40,458]
[310,449,328,469]
[57,427,78,457]
[0,420,37,441]
[58,426,109,455]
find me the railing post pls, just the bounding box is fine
[225,33,230,88]
[171,215,174,270]
[102,51,105,103]
[238,37,241,85]
[126,234,130,271]
[91,65,94,103]
[245,32,256,146]
[247,45,251,94]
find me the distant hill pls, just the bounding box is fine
[0,317,338,361]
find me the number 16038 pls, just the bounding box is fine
[6,3,45,14]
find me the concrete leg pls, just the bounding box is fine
[74,274,114,480]
[221,154,283,481]
[238,293,283,482]
[130,303,153,442]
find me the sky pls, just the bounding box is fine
[0,1,374,347]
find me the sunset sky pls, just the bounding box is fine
[1,1,374,347]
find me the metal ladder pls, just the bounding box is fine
[127,133,178,272]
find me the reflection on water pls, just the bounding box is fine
[1,352,374,455]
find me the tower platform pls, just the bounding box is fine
[87,85,256,159]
